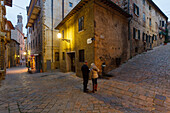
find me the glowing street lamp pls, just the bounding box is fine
[23,52,26,55]
[57,33,62,39]
[57,32,70,43]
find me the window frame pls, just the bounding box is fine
[62,52,65,60]
[55,52,59,61]
[79,49,85,62]
[162,21,165,27]
[143,13,145,22]
[62,30,64,39]
[149,5,152,10]
[78,16,84,32]
[134,3,139,16]
[133,27,139,40]
[149,18,152,26]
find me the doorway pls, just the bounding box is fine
[67,52,75,72]
[46,60,51,71]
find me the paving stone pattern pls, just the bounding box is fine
[0,44,169,113]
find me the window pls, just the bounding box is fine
[146,34,148,42]
[35,37,38,47]
[62,30,64,39]
[69,2,73,7]
[162,21,165,27]
[160,20,162,26]
[133,3,139,16]
[149,18,151,26]
[138,30,140,40]
[143,13,145,22]
[78,16,84,31]
[149,5,151,10]
[143,0,145,5]
[55,52,59,61]
[142,32,145,41]
[155,35,157,40]
[79,50,84,62]
[152,35,154,43]
[33,39,35,48]
[62,52,65,60]
[133,28,139,39]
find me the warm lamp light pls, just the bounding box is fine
[57,33,61,39]
[23,52,26,55]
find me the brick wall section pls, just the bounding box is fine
[94,1,130,72]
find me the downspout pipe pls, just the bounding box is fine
[51,0,53,63]
[127,0,132,58]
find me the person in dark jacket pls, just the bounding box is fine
[81,61,90,92]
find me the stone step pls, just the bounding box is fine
[99,79,170,112]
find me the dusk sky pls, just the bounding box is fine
[6,0,170,36]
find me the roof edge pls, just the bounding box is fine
[55,0,131,29]
[147,0,168,20]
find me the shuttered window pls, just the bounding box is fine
[134,3,139,16]
[79,50,84,62]
[78,16,84,31]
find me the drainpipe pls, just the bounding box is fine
[62,0,64,19]
[51,0,53,63]
[127,0,132,58]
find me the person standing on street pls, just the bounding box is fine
[81,61,90,93]
[90,63,100,93]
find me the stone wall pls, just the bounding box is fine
[111,0,167,57]
[42,0,80,71]
[94,1,130,72]
[58,0,95,77]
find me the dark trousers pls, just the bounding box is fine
[92,78,97,86]
[83,78,88,91]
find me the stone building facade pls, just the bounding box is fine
[5,20,14,68]
[0,0,12,77]
[26,0,80,72]
[11,15,25,66]
[55,0,131,76]
[9,39,20,67]
[111,0,168,57]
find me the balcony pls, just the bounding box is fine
[26,0,40,28]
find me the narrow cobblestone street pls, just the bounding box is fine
[0,44,169,113]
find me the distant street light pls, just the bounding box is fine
[57,33,62,39]
[23,52,26,55]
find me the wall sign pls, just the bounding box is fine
[87,38,92,44]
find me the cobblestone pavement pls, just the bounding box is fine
[0,44,169,113]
